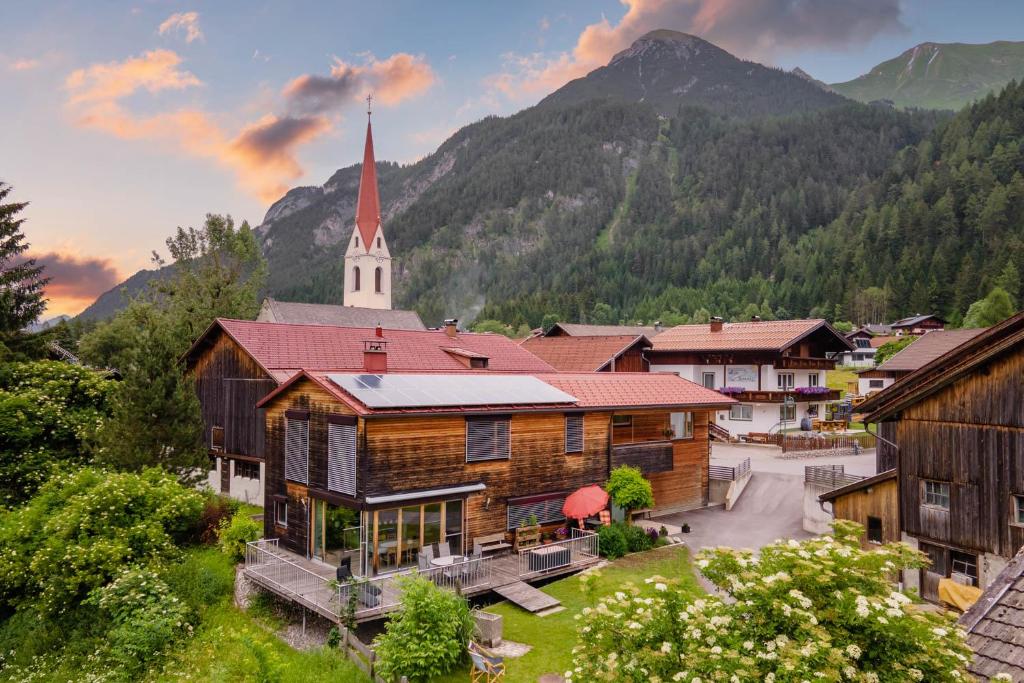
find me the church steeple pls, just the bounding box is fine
[344,96,392,310]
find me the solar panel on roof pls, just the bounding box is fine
[326,373,578,408]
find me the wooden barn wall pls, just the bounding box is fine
[263,379,359,555]
[365,411,612,547]
[875,421,898,472]
[832,478,899,549]
[191,333,275,459]
[612,348,648,372]
[895,349,1024,559]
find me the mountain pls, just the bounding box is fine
[25,314,70,333]
[831,40,1024,110]
[538,30,847,117]
[76,266,169,321]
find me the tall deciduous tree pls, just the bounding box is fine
[962,286,1017,328]
[85,214,266,481]
[0,183,47,337]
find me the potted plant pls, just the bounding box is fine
[681,522,691,534]
[515,514,542,550]
[555,526,569,541]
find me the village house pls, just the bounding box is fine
[856,328,985,396]
[519,333,651,372]
[183,318,555,505]
[837,328,899,368]
[542,322,661,337]
[254,359,733,579]
[646,318,852,437]
[890,313,946,336]
[818,469,899,549]
[859,311,1024,602]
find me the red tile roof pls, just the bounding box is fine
[188,319,556,379]
[259,370,735,414]
[651,319,847,352]
[519,335,648,371]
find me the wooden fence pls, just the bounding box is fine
[337,625,409,683]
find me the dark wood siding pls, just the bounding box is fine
[832,478,899,549]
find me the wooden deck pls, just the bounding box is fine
[243,533,599,623]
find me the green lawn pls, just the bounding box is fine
[827,367,858,391]
[438,545,703,683]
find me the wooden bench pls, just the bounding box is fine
[745,432,777,444]
[474,533,513,555]
[630,508,653,521]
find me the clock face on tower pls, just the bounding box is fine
[376,256,384,263]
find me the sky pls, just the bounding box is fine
[2,0,1023,317]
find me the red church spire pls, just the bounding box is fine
[354,94,380,253]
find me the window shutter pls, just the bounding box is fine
[284,418,308,484]
[466,417,510,462]
[565,415,583,453]
[507,496,567,529]
[328,423,357,496]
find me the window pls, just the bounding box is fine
[352,266,361,291]
[355,235,359,247]
[209,456,218,472]
[469,357,488,369]
[808,373,819,387]
[374,267,383,293]
[729,404,753,421]
[327,420,357,496]
[284,416,309,484]
[274,500,288,527]
[376,236,381,248]
[235,460,260,480]
[855,338,870,348]
[210,426,224,452]
[777,372,794,390]
[780,403,796,421]
[565,414,584,453]
[869,379,884,389]
[1013,495,1024,526]
[612,415,633,427]
[702,372,716,389]
[466,416,510,462]
[923,480,950,510]
[670,412,693,439]
[951,550,979,586]
[853,353,865,361]
[807,404,819,417]
[507,494,567,530]
[866,516,883,544]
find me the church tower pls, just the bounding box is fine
[344,97,392,309]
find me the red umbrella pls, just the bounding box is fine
[563,485,609,525]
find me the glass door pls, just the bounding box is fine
[423,503,442,554]
[445,500,463,555]
[400,505,421,568]
[311,500,325,561]
[375,509,399,573]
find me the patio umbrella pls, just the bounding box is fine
[563,484,609,525]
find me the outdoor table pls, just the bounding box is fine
[430,555,464,567]
[528,544,570,572]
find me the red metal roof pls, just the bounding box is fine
[202,318,556,377]
[354,118,381,252]
[651,319,845,352]
[519,335,648,371]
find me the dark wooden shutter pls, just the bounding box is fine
[327,422,357,496]
[507,496,567,529]
[466,417,510,462]
[284,418,308,484]
[565,414,583,453]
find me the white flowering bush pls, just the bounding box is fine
[569,521,972,681]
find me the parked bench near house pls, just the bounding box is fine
[475,533,512,555]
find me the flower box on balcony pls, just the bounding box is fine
[718,386,746,395]
[793,386,832,396]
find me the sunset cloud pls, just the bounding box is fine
[65,49,201,105]
[158,11,203,43]
[284,53,436,114]
[30,251,122,315]
[9,58,39,72]
[490,0,903,98]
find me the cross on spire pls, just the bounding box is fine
[366,93,373,118]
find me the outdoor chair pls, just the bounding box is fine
[418,554,431,571]
[336,556,352,582]
[468,641,505,682]
[437,541,452,558]
[422,544,434,562]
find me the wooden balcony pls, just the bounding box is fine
[612,440,674,474]
[727,389,841,403]
[774,357,836,370]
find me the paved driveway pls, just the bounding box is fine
[653,443,879,552]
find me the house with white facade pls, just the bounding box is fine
[856,328,986,396]
[648,318,853,436]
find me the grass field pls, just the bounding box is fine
[437,545,702,683]
[827,367,858,391]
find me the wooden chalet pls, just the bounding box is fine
[183,318,555,505]
[246,359,732,620]
[648,318,853,437]
[818,469,899,549]
[890,313,945,336]
[855,328,984,396]
[519,334,651,372]
[859,311,1024,603]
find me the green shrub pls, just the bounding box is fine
[196,493,241,544]
[0,467,204,614]
[622,523,654,553]
[218,511,262,562]
[597,523,628,559]
[374,576,473,682]
[605,465,654,514]
[164,547,235,614]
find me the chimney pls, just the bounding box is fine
[363,339,388,373]
[710,316,724,333]
[750,315,761,323]
[443,318,458,338]
[653,320,663,333]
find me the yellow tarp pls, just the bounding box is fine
[938,578,982,611]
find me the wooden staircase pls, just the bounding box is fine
[709,422,731,443]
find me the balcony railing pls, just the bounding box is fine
[726,389,841,403]
[774,357,837,370]
[517,528,599,579]
[611,440,674,474]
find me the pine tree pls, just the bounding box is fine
[0,183,47,336]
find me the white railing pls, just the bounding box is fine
[517,528,599,578]
[245,540,493,620]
